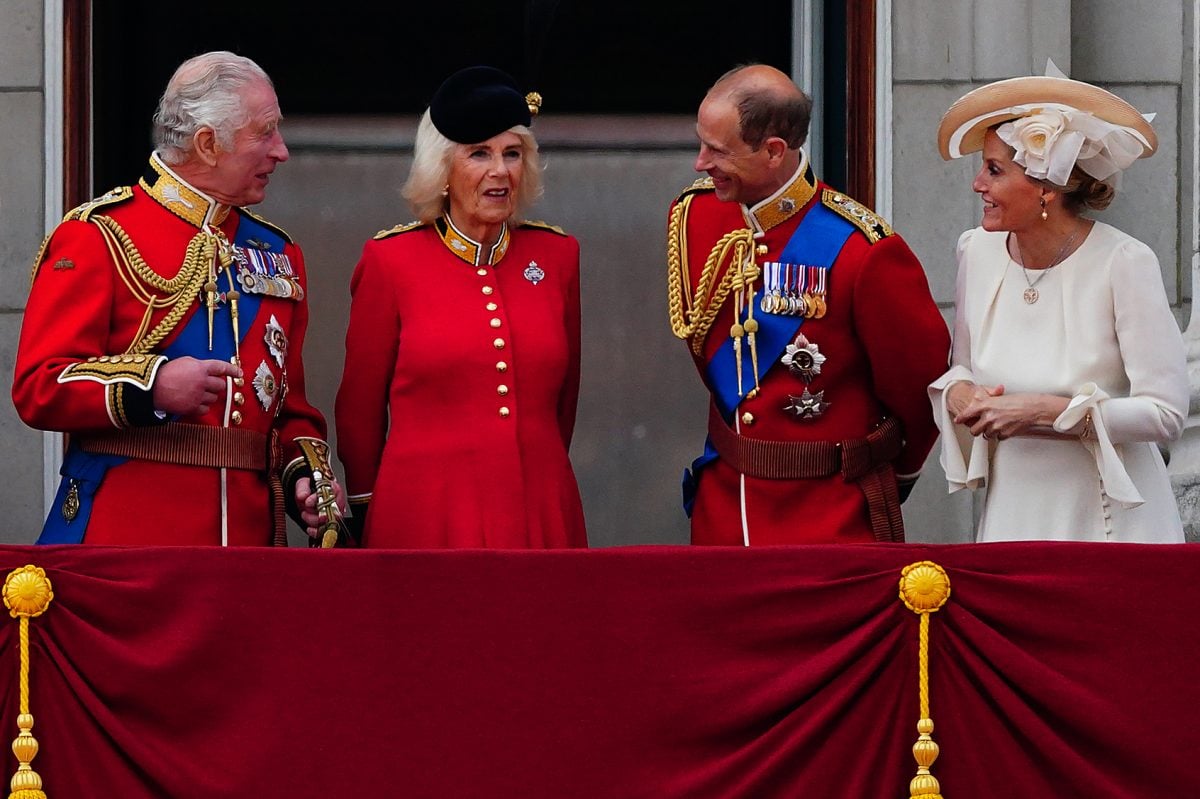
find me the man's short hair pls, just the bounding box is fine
[152,51,272,165]
[713,64,814,150]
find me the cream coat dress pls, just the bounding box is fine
[929,223,1187,542]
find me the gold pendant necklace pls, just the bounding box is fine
[1015,228,1080,305]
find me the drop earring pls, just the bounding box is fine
[1040,196,1049,221]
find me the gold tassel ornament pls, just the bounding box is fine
[899,561,951,799]
[3,565,55,799]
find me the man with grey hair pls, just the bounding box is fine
[12,51,346,547]
[667,64,949,546]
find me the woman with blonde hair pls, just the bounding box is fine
[929,68,1188,542]
[335,66,586,548]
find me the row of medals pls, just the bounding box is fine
[758,264,831,418]
[759,262,828,319]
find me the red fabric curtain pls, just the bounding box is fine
[0,543,1196,798]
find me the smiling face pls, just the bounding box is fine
[446,130,525,242]
[972,128,1045,232]
[693,96,779,205]
[202,79,289,207]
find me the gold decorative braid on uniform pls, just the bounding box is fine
[29,186,135,285]
[59,353,163,387]
[667,194,761,356]
[822,189,894,244]
[90,214,215,354]
[520,219,568,236]
[374,220,426,240]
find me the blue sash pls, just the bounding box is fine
[37,213,286,544]
[682,201,856,515]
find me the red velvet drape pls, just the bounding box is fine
[0,543,1196,798]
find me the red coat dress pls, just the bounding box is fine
[11,155,328,546]
[335,216,586,548]
[668,161,950,545]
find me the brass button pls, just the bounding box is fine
[496,361,508,372]
[87,357,98,363]
[499,406,510,418]
[231,410,243,425]
[497,385,509,396]
[97,356,110,363]
[741,412,755,425]
[493,338,506,350]
[476,268,488,276]
[745,388,758,400]
[482,286,494,296]
[486,302,498,311]
[234,377,245,387]
[490,318,502,328]
[233,392,245,406]
[122,355,135,363]
[134,355,146,363]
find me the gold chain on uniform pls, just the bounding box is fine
[667,195,761,356]
[90,214,217,354]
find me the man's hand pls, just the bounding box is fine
[294,476,348,539]
[152,357,242,417]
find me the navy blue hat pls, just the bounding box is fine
[429,66,533,144]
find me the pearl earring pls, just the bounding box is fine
[1040,197,1048,221]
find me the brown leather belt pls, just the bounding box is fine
[707,405,906,542]
[79,422,289,546]
[79,423,268,471]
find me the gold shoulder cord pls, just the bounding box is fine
[667,196,762,394]
[90,215,214,354]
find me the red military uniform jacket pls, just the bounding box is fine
[668,159,950,545]
[335,216,586,548]
[12,154,328,545]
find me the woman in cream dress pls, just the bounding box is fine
[929,70,1188,542]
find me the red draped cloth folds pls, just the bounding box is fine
[0,543,1196,798]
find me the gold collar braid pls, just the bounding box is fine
[140,153,231,229]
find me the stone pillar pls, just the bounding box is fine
[1167,1,1200,541]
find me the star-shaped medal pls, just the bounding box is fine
[784,388,830,420]
[781,340,826,383]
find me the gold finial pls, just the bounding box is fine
[525,91,543,117]
[899,561,950,799]
[3,567,53,620]
[4,566,54,799]
[899,561,951,613]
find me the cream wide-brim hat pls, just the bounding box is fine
[936,75,1157,161]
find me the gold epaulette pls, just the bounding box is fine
[63,186,135,223]
[519,219,567,236]
[30,186,136,284]
[374,220,426,240]
[673,176,715,204]
[240,208,294,244]
[821,188,894,244]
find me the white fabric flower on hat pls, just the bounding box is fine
[997,108,1084,185]
[997,103,1150,188]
